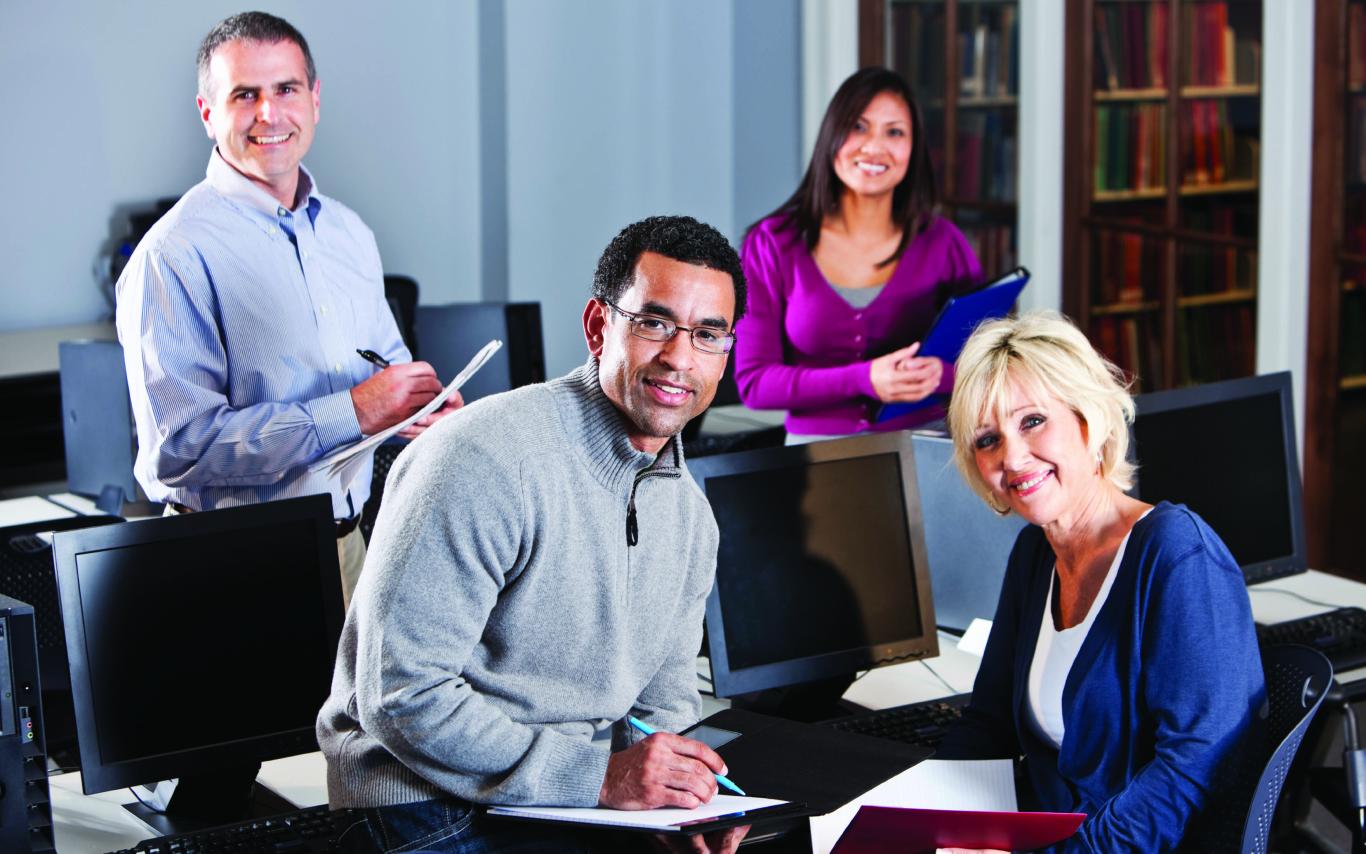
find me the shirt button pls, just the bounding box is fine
[858,420,869,429]
[854,312,863,320]
[320,305,327,315]
[855,334,863,342]
[334,363,342,373]
[278,207,288,217]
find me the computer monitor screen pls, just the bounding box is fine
[1132,371,1305,584]
[689,432,937,700]
[911,432,1028,633]
[414,302,545,404]
[52,495,344,807]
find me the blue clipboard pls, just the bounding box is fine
[876,266,1030,423]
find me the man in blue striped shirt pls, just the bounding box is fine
[115,12,461,603]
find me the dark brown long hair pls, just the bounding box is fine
[753,66,938,267]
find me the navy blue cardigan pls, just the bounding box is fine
[936,502,1266,852]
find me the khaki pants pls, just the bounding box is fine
[337,525,367,610]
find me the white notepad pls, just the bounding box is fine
[487,794,788,832]
[309,338,502,488]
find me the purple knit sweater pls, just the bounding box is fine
[735,213,982,436]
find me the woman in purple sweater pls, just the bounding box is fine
[736,67,982,440]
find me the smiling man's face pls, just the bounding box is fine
[197,38,319,209]
[585,252,736,454]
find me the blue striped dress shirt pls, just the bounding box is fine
[115,149,410,518]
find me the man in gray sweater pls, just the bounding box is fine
[318,216,749,853]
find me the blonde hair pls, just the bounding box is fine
[947,310,1136,515]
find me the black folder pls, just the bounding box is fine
[683,708,931,815]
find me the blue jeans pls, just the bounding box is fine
[338,796,617,854]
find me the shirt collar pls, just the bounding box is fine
[205,148,322,221]
[552,359,684,492]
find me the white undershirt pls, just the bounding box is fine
[1025,513,1149,750]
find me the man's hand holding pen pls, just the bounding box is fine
[349,359,463,437]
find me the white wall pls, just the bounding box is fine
[502,0,802,375]
[0,0,804,380]
[0,1,487,334]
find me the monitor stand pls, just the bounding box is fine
[124,762,298,838]
[726,675,861,723]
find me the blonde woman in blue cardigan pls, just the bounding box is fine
[934,311,1265,853]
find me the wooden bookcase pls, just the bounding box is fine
[1062,0,1263,393]
[860,0,1021,275]
[1305,0,1366,575]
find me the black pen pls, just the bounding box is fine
[356,349,391,368]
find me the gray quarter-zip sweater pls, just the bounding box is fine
[316,359,718,809]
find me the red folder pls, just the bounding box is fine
[832,806,1086,853]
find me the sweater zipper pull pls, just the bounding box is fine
[626,498,639,547]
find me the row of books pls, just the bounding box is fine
[1092,315,1161,391]
[890,3,945,98]
[1090,302,1256,390]
[1094,104,1166,193]
[1094,2,1169,91]
[957,112,1017,202]
[959,6,1019,99]
[1093,100,1256,193]
[1091,223,1253,304]
[1180,208,1256,295]
[1182,100,1259,187]
[1175,302,1256,386]
[1180,3,1261,89]
[1092,2,1260,92]
[961,223,1016,279]
[889,3,1019,101]
[1091,231,1161,305]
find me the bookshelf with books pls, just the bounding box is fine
[1306,0,1366,574]
[1063,0,1262,393]
[861,0,1021,275]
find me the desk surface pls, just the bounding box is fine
[24,484,1364,854]
[52,754,329,853]
[0,322,115,380]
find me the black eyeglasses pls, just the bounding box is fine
[603,301,736,355]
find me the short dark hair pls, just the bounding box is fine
[592,216,747,323]
[752,66,937,267]
[197,12,316,99]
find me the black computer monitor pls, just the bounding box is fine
[414,302,546,404]
[911,431,1028,634]
[1132,371,1306,584]
[688,432,938,719]
[51,495,344,833]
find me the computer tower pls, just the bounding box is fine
[0,595,54,852]
[414,302,546,403]
[58,340,147,512]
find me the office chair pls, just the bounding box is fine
[383,274,420,356]
[1236,645,1333,854]
[359,441,409,545]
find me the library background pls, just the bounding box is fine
[861,0,1366,581]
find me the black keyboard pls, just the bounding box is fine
[821,693,972,748]
[110,804,361,854]
[1257,606,1366,673]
